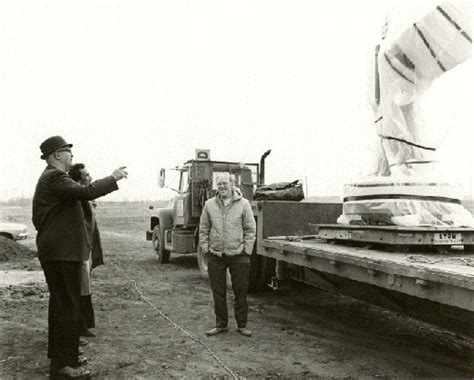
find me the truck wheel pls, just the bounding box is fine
[152,225,170,264]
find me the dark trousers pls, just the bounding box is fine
[41,261,82,370]
[207,254,250,328]
[80,295,95,331]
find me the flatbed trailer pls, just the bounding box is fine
[262,238,474,312]
[251,201,474,335]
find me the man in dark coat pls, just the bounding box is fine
[68,165,104,270]
[32,136,128,379]
[91,217,104,269]
[68,163,103,338]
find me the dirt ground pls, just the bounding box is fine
[1,202,473,379]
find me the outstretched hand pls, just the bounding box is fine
[112,166,128,181]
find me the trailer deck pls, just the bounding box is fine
[317,224,474,252]
[262,237,474,312]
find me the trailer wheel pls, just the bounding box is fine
[152,225,170,264]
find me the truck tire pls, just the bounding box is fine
[152,225,170,264]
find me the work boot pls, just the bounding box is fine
[49,366,91,379]
[80,329,96,338]
[237,327,252,337]
[76,356,88,367]
[205,327,228,336]
[79,338,88,346]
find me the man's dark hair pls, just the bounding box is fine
[69,163,85,182]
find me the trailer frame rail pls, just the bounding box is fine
[262,238,474,312]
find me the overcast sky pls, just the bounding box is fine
[0,0,472,201]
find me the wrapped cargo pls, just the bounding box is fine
[255,180,305,201]
[340,0,473,227]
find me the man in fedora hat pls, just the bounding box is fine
[33,135,128,379]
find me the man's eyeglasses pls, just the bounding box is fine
[57,148,72,154]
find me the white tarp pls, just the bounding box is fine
[339,0,474,227]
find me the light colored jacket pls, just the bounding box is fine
[199,189,256,257]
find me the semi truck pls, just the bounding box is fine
[145,2,474,335]
[146,150,474,334]
[146,148,268,264]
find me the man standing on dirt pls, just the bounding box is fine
[33,135,128,379]
[199,172,256,337]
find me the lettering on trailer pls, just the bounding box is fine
[433,232,462,244]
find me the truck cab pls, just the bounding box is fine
[146,149,261,263]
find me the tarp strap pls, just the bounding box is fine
[413,23,446,72]
[378,133,437,151]
[437,6,472,43]
[344,194,461,204]
[383,53,415,84]
[389,160,436,167]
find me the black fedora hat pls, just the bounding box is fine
[40,136,73,159]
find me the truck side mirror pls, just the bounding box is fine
[159,168,166,188]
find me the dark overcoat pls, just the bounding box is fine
[91,222,104,268]
[82,200,104,269]
[32,165,118,262]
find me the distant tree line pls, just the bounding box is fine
[0,197,32,207]
[0,197,171,207]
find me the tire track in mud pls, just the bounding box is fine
[109,260,240,379]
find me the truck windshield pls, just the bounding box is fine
[179,169,189,193]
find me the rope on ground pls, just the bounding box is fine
[407,255,474,266]
[109,261,239,380]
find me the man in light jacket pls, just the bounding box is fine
[199,172,256,337]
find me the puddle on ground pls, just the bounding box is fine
[0,270,45,286]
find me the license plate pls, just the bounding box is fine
[433,232,462,245]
